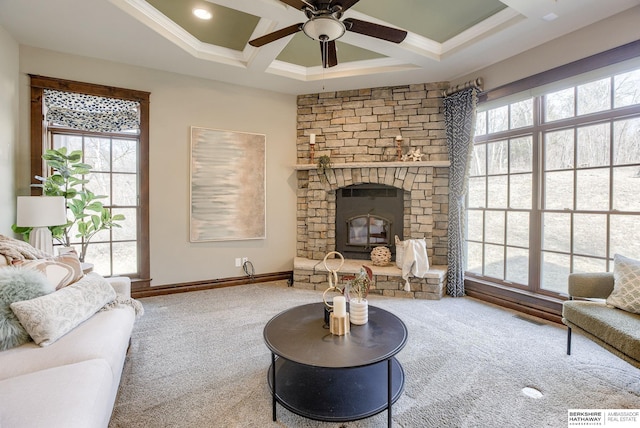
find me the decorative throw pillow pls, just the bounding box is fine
[10,272,116,346]
[0,267,55,350]
[16,251,84,290]
[606,254,640,314]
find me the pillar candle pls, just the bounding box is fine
[396,135,402,142]
[333,296,346,317]
[310,133,316,145]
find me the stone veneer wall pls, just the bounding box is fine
[296,83,450,165]
[294,82,451,298]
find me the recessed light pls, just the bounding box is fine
[542,12,559,22]
[193,8,212,20]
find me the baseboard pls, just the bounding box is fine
[131,271,293,299]
[464,278,564,324]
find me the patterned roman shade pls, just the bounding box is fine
[43,89,140,132]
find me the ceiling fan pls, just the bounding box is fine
[248,0,408,68]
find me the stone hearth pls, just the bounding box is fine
[294,161,449,299]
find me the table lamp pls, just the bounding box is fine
[16,196,67,255]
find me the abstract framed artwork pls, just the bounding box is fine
[190,127,266,242]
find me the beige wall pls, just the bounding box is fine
[17,46,297,286]
[6,7,639,285]
[0,26,18,233]
[454,5,640,92]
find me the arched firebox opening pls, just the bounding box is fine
[335,183,404,260]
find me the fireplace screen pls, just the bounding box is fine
[336,183,403,260]
[347,214,391,247]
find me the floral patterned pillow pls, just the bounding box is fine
[10,273,115,346]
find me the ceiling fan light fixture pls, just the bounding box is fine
[302,15,345,41]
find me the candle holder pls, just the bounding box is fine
[396,135,403,161]
[309,133,316,163]
[330,312,350,335]
[321,251,350,335]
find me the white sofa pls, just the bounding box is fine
[0,276,136,428]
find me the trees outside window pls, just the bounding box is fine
[467,65,640,297]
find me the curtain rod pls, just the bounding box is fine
[442,78,483,97]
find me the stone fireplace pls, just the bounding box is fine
[292,83,450,299]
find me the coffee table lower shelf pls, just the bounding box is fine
[268,356,405,423]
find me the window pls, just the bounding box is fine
[50,132,139,276]
[30,76,150,287]
[468,61,640,297]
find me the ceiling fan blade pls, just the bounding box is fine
[343,18,407,44]
[331,0,360,12]
[320,40,338,68]
[278,0,312,10]
[248,23,303,47]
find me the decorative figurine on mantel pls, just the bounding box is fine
[402,148,424,162]
[396,135,403,161]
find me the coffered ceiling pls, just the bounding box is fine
[0,0,638,94]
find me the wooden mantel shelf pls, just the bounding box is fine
[294,160,450,170]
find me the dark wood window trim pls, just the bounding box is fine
[29,75,151,288]
[467,40,640,323]
[479,39,640,103]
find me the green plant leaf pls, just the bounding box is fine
[86,202,104,212]
[40,146,125,256]
[67,152,83,162]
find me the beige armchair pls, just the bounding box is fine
[562,272,640,369]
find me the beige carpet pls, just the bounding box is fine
[109,281,640,427]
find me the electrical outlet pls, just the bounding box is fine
[235,258,242,267]
[242,257,248,265]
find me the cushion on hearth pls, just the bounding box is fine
[10,273,116,346]
[607,254,640,314]
[0,267,55,351]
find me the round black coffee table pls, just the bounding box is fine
[263,302,407,426]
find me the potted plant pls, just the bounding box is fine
[347,265,372,325]
[13,147,124,262]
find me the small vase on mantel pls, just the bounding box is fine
[350,299,368,325]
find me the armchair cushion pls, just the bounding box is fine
[568,272,614,299]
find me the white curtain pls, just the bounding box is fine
[443,88,478,297]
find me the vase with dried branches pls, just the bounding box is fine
[346,265,372,325]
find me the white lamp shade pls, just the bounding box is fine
[16,196,67,227]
